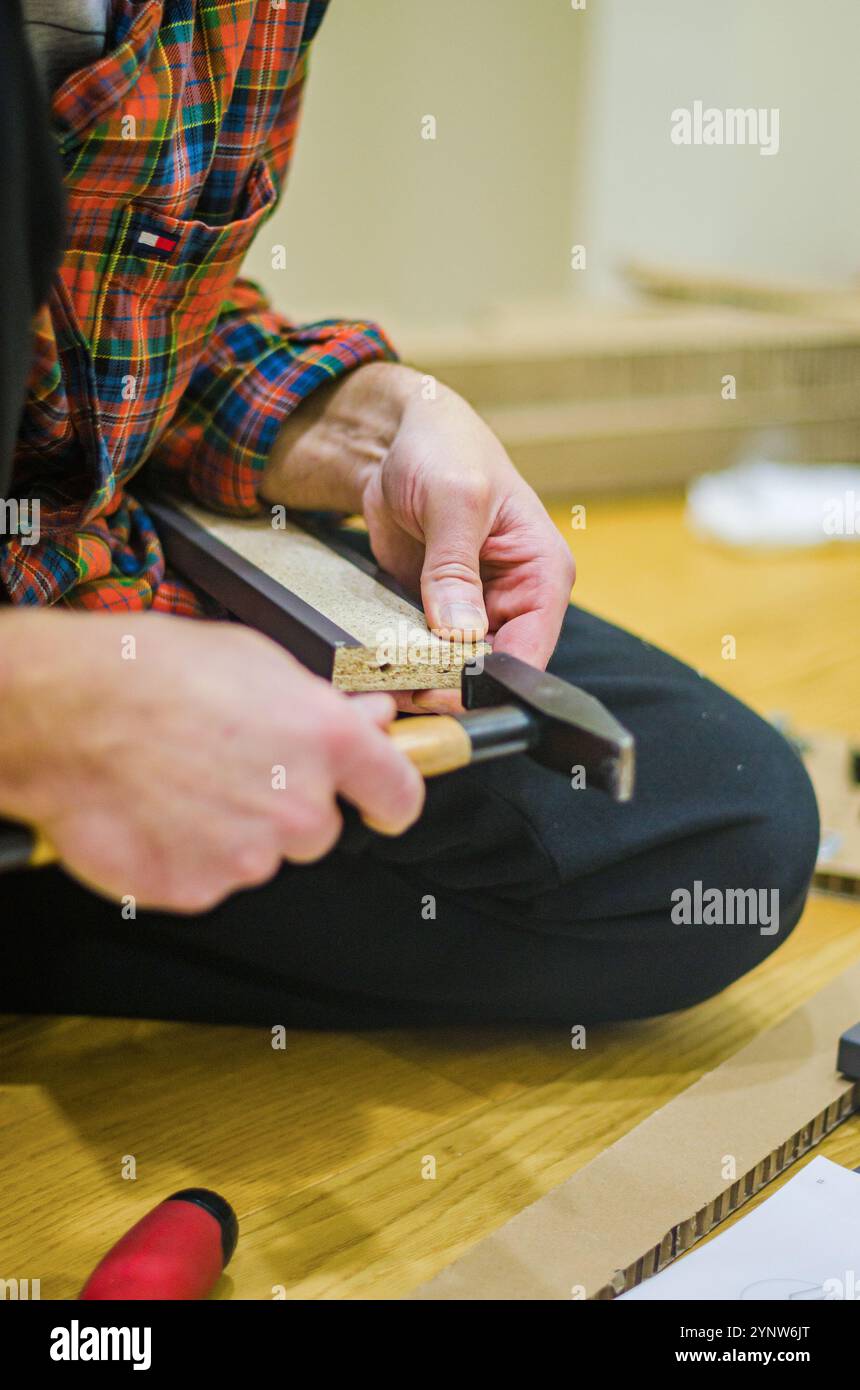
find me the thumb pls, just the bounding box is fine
[419,491,489,638]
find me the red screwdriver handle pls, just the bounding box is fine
[79,1189,238,1301]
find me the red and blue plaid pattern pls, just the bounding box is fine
[3,0,396,613]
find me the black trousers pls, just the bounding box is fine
[1,605,820,1028]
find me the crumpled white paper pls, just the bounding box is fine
[685,460,860,547]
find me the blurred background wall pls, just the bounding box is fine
[243,0,587,336]
[244,0,860,337]
[580,0,860,301]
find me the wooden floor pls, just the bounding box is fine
[2,493,859,1300]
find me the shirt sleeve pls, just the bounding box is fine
[147,279,399,515]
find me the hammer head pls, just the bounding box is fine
[462,650,635,801]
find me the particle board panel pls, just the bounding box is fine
[151,497,486,692]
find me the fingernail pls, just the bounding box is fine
[438,602,485,635]
[412,690,441,708]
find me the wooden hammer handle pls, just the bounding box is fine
[386,715,472,777]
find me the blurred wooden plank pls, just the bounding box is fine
[623,258,860,319]
[496,408,860,498]
[402,304,860,495]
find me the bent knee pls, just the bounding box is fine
[666,725,820,1008]
[724,721,819,944]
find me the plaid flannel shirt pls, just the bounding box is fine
[3,0,396,614]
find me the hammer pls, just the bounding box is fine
[388,650,635,799]
[0,652,633,872]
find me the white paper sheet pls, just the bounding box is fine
[685,461,860,547]
[620,1156,860,1300]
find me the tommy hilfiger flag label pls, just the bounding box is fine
[135,228,178,255]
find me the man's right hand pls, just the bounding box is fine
[0,611,424,911]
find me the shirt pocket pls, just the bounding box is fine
[87,157,278,478]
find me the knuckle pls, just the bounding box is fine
[448,469,493,510]
[281,804,342,863]
[399,760,426,813]
[544,532,575,586]
[422,554,482,585]
[559,545,576,585]
[120,841,223,916]
[230,841,281,886]
[321,712,358,763]
[379,762,426,833]
[271,798,301,837]
[168,879,230,915]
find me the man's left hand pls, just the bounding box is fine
[260,362,575,708]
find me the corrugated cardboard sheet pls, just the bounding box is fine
[411,960,860,1300]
